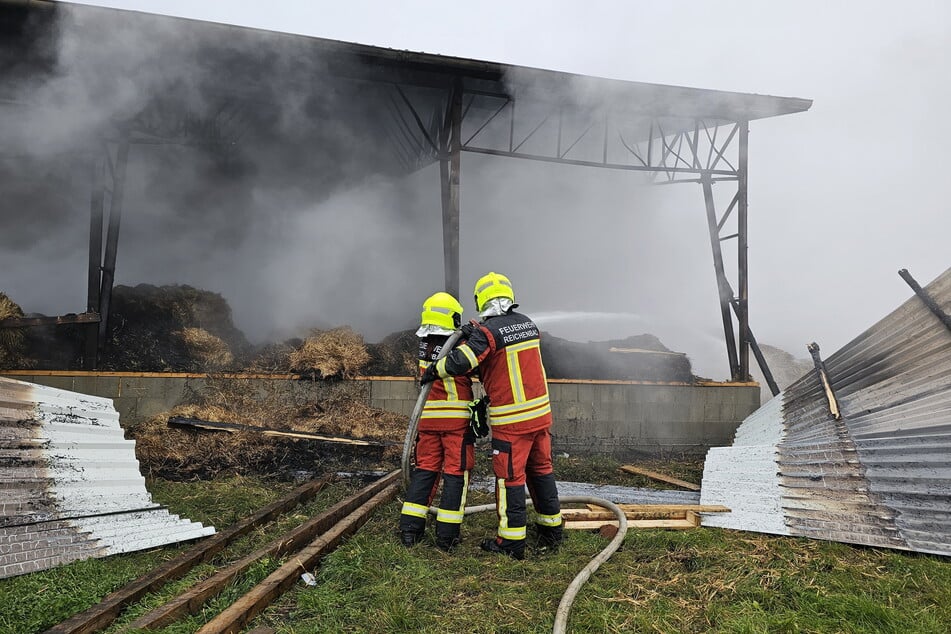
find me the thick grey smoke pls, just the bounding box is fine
[0,5,443,345]
[4,1,949,382]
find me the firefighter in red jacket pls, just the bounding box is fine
[399,292,475,552]
[422,272,562,560]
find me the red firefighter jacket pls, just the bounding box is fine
[418,335,474,432]
[433,309,552,434]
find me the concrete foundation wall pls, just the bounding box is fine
[3,372,760,458]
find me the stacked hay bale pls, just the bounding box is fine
[0,292,27,369]
[289,327,370,379]
[101,284,250,372]
[179,327,234,370]
[365,328,417,377]
[542,332,694,382]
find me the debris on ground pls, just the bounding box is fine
[131,376,406,480]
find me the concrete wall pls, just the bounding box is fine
[3,372,760,458]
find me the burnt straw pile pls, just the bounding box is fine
[132,378,406,480]
[101,284,251,372]
[541,332,693,382]
[2,284,696,382]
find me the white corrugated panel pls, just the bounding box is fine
[701,267,951,555]
[0,376,214,579]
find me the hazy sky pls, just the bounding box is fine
[4,1,949,379]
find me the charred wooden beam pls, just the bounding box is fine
[899,268,951,334]
[167,416,395,447]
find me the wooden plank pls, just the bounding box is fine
[618,465,701,491]
[43,476,331,634]
[563,510,687,522]
[196,482,400,634]
[589,503,730,513]
[0,312,100,329]
[126,471,400,631]
[168,416,395,447]
[564,518,697,530]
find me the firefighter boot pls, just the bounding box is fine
[480,537,525,560]
[400,530,424,547]
[535,524,564,553]
[434,522,461,552]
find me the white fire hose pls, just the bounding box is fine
[401,330,629,634]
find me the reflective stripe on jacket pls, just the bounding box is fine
[436,310,551,434]
[419,335,473,431]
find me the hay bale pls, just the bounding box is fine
[0,292,26,368]
[246,341,297,373]
[365,329,417,377]
[179,327,234,369]
[541,332,694,382]
[101,284,251,371]
[290,327,370,379]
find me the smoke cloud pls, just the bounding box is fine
[3,1,949,382]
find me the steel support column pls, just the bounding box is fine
[97,138,129,350]
[84,153,105,367]
[439,78,462,298]
[701,173,740,379]
[737,120,750,379]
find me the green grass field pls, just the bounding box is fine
[2,459,949,633]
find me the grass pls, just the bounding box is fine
[1,461,949,634]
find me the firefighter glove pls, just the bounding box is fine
[420,364,439,385]
[460,320,480,339]
[468,396,490,438]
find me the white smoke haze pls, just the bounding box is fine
[2,1,949,382]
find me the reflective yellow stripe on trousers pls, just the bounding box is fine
[496,478,527,541]
[436,472,469,525]
[401,501,428,519]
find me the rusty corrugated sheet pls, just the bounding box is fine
[0,376,214,579]
[701,267,951,556]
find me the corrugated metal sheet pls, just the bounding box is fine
[701,267,951,556]
[0,376,214,579]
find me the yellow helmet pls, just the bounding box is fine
[420,292,464,330]
[473,271,514,312]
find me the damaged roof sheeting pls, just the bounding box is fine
[701,267,951,556]
[0,376,214,579]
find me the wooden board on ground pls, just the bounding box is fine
[44,476,331,634]
[582,504,730,513]
[564,518,698,530]
[563,504,728,531]
[618,465,702,491]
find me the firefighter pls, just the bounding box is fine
[399,291,475,551]
[421,272,562,560]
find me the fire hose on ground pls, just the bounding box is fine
[400,330,629,634]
